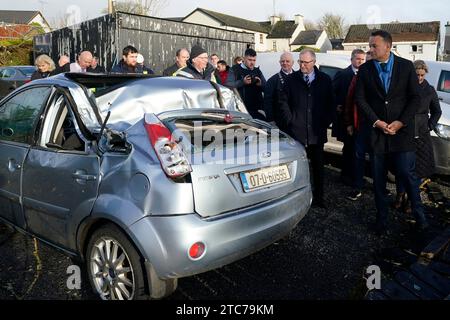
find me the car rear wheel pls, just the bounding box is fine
[86,224,147,300]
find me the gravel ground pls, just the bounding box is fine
[0,161,449,300]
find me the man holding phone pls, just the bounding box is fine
[228,48,266,120]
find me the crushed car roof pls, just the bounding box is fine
[28,73,247,132]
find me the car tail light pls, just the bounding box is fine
[24,79,31,84]
[189,242,206,260]
[144,114,192,179]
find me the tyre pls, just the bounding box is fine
[86,223,148,300]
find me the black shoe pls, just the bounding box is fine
[312,199,327,209]
[347,190,362,201]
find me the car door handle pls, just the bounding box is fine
[7,158,21,172]
[72,170,97,181]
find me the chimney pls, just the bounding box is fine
[270,15,281,26]
[294,14,305,31]
[445,22,450,54]
[108,0,115,14]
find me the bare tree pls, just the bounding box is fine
[304,19,318,30]
[106,0,168,16]
[317,13,347,39]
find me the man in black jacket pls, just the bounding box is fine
[163,48,190,76]
[279,49,335,208]
[355,30,428,234]
[175,45,216,81]
[333,49,366,187]
[228,48,266,120]
[263,52,295,128]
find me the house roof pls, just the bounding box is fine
[0,24,35,39]
[185,8,270,33]
[266,20,298,39]
[330,39,344,50]
[344,21,441,43]
[0,10,41,25]
[291,30,323,45]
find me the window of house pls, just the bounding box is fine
[272,41,277,51]
[259,34,264,44]
[411,44,423,54]
[0,86,52,144]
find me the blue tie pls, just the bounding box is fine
[304,75,310,86]
[380,63,387,73]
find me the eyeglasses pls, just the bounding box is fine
[299,60,314,65]
[197,56,209,60]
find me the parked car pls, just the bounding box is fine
[0,66,36,99]
[258,52,450,176]
[0,73,312,300]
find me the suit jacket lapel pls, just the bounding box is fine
[368,61,386,98]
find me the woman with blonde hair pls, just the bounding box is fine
[393,60,442,213]
[31,54,56,80]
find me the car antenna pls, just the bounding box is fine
[98,111,111,141]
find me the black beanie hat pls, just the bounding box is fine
[190,45,207,60]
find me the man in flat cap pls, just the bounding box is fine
[176,44,217,82]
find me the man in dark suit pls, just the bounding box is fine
[279,49,335,208]
[263,52,295,128]
[332,49,366,187]
[355,30,428,234]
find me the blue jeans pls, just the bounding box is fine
[354,124,372,190]
[371,151,427,228]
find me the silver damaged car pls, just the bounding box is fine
[0,73,312,300]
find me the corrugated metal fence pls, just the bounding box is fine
[33,12,253,73]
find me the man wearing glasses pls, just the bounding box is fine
[176,45,217,82]
[278,49,335,209]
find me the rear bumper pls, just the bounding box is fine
[128,185,312,279]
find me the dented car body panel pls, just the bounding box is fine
[0,73,311,284]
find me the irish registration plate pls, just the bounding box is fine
[240,164,291,192]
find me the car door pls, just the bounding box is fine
[0,85,53,228]
[22,90,100,248]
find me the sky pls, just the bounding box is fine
[0,0,448,29]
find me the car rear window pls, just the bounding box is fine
[165,114,289,153]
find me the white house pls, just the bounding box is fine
[182,8,269,52]
[0,10,51,33]
[265,14,306,52]
[343,21,441,61]
[181,8,326,53]
[290,30,332,52]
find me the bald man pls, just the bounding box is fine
[70,51,93,72]
[263,52,295,127]
[54,51,93,74]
